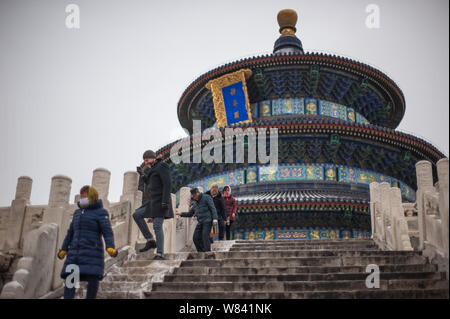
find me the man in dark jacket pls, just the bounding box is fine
[176,188,218,252]
[133,150,174,259]
[205,184,226,241]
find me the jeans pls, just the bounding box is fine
[133,206,165,256]
[218,218,225,240]
[152,217,164,257]
[63,275,99,299]
[193,221,212,252]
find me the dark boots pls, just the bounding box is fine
[139,239,157,253]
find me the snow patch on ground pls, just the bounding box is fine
[211,240,236,252]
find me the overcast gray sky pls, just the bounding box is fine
[0,0,448,206]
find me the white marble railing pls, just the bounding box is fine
[370,182,413,251]
[0,169,195,299]
[370,158,449,261]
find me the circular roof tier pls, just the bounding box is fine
[159,115,445,164]
[231,180,371,207]
[177,53,406,133]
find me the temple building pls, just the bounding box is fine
[154,9,445,240]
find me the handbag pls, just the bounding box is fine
[210,222,219,238]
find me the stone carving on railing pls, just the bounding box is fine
[0,223,58,298]
[370,158,449,263]
[370,182,413,251]
[402,202,419,247]
[417,159,449,257]
[403,203,417,217]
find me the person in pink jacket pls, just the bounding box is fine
[222,185,237,240]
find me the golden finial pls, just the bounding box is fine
[277,9,298,36]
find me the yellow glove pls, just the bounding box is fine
[106,247,118,258]
[57,249,67,260]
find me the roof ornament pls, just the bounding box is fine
[273,9,304,55]
[277,9,298,36]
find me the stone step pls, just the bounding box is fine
[388,279,449,290]
[95,238,448,300]
[144,289,449,299]
[185,250,419,260]
[110,266,176,275]
[103,274,152,282]
[232,241,377,247]
[234,239,373,244]
[172,263,439,275]
[180,255,427,268]
[230,244,379,251]
[134,252,190,261]
[96,290,142,299]
[100,281,147,291]
[233,239,376,246]
[150,279,448,293]
[232,240,377,245]
[163,271,444,283]
[122,259,182,268]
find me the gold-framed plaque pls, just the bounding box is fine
[205,69,253,128]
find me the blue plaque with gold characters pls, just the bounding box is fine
[205,69,253,128]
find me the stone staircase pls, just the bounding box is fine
[94,239,449,299]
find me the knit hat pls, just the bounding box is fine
[190,188,200,197]
[143,150,156,160]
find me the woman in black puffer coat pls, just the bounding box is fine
[57,185,117,299]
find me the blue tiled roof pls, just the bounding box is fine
[235,189,369,205]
